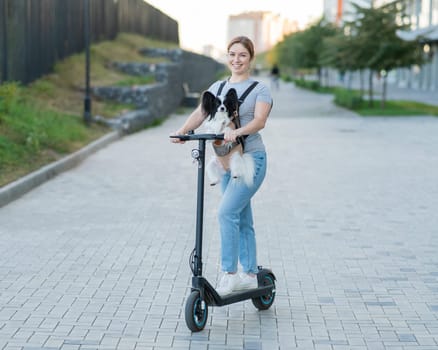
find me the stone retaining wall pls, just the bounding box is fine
[92,49,224,133]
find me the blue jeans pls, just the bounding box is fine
[219,151,267,274]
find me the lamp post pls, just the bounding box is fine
[1,0,8,82]
[83,0,92,125]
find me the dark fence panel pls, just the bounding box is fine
[0,0,179,84]
[117,0,178,43]
[5,1,26,82]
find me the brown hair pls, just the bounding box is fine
[227,36,255,60]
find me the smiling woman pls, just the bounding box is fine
[170,35,273,296]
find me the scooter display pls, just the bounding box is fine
[171,133,276,332]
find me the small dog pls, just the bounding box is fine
[201,88,254,187]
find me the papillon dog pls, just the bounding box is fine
[201,88,254,187]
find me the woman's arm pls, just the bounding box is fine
[224,101,271,142]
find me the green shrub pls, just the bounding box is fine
[0,82,20,117]
[30,80,56,97]
[0,135,25,165]
[334,89,363,109]
[293,79,320,91]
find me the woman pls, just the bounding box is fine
[171,36,272,295]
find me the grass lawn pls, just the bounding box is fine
[0,33,178,187]
[354,100,438,116]
[293,78,438,117]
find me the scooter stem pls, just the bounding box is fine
[193,139,206,277]
[170,133,224,277]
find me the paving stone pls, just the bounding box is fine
[0,78,438,349]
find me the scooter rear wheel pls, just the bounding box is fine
[185,291,208,332]
[252,274,276,310]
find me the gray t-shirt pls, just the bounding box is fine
[208,79,272,153]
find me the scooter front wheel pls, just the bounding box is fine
[252,273,276,310]
[185,291,208,332]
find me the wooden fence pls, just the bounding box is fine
[0,0,179,84]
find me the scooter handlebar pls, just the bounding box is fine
[170,133,224,141]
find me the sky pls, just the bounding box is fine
[145,0,324,53]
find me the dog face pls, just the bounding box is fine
[202,88,238,120]
[202,88,239,134]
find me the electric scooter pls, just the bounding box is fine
[171,132,276,332]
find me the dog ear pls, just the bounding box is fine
[201,91,216,118]
[226,88,238,101]
[224,88,239,113]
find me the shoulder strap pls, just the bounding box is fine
[216,80,258,101]
[238,81,258,105]
[216,81,227,96]
[236,81,259,150]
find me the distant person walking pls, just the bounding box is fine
[270,64,280,90]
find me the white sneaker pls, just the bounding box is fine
[236,273,258,290]
[216,273,240,295]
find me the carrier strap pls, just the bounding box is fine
[216,80,259,105]
[216,80,227,96]
[238,81,258,105]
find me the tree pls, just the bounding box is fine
[273,1,424,108]
[346,0,424,107]
[320,29,360,89]
[274,18,338,84]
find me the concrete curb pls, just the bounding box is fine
[0,131,121,208]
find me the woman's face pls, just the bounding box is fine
[227,43,252,76]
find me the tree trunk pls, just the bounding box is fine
[368,70,374,107]
[347,71,353,90]
[381,74,387,109]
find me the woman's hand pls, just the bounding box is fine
[224,128,240,143]
[170,130,186,144]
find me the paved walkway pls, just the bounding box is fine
[1,79,438,349]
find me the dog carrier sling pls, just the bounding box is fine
[213,80,258,156]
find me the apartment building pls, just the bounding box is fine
[227,12,298,53]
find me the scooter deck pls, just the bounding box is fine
[212,285,274,306]
[191,274,275,307]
